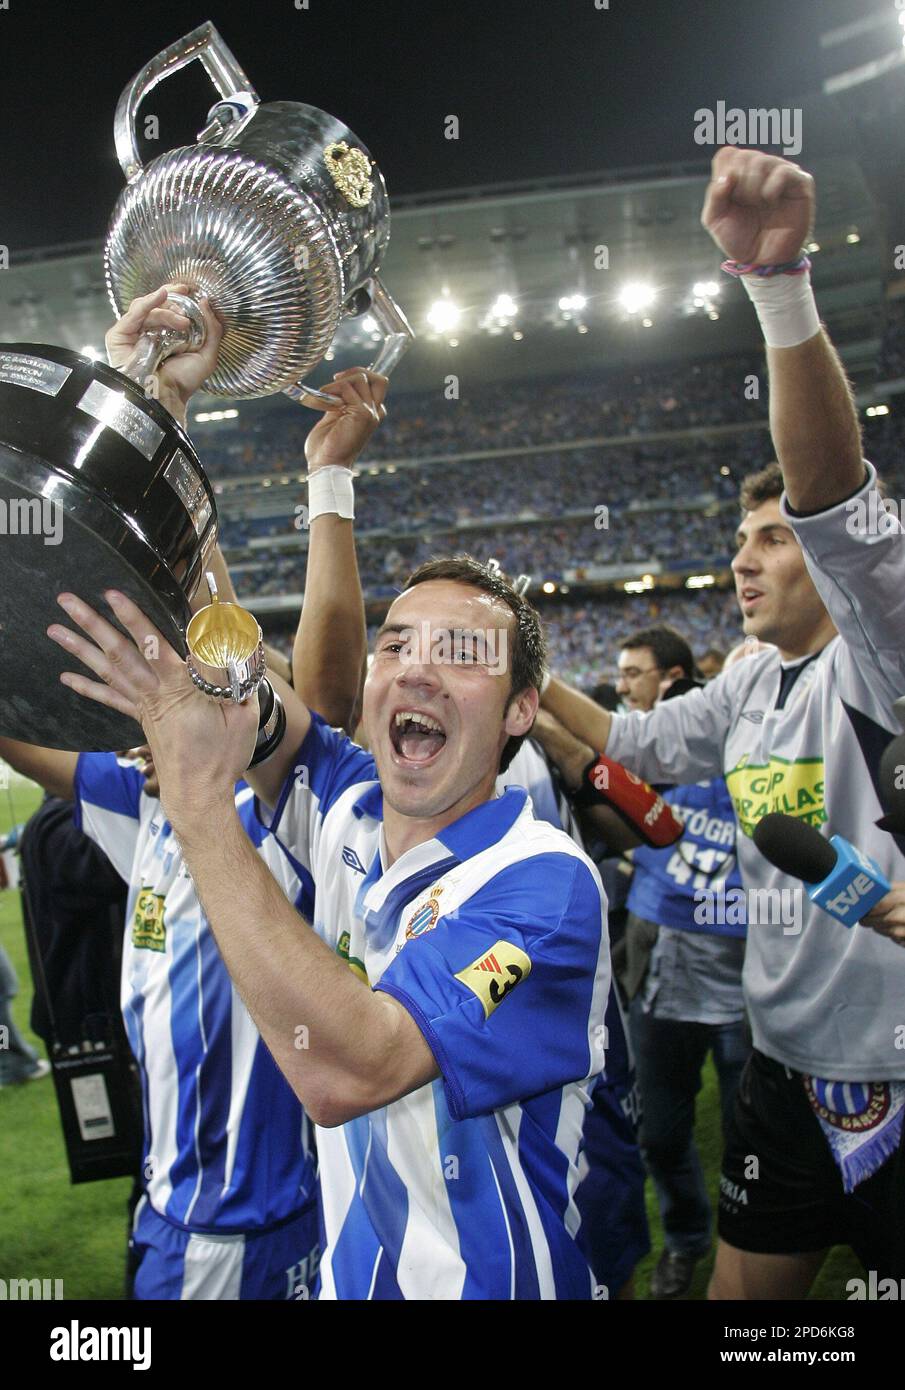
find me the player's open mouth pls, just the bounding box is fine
[389,709,448,766]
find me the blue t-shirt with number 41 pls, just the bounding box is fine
[626,778,746,938]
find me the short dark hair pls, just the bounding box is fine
[700,646,727,665]
[621,625,695,681]
[401,554,546,772]
[739,462,784,514]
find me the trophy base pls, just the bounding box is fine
[0,343,218,753]
[0,461,187,752]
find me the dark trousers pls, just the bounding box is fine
[630,999,750,1257]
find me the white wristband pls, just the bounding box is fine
[307,465,355,521]
[740,270,821,350]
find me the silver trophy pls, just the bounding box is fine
[0,22,413,751]
[106,21,414,404]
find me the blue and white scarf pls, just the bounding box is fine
[803,1076,905,1193]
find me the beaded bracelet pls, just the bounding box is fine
[721,255,812,278]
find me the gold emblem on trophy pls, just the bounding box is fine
[323,141,373,208]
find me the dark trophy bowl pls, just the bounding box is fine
[0,345,217,751]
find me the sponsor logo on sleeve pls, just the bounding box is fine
[454,940,532,1018]
[336,929,368,983]
[131,889,166,953]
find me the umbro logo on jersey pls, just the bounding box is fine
[455,940,532,1018]
[739,710,765,724]
[341,846,366,874]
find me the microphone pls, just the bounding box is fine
[753,813,890,928]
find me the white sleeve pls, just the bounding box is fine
[783,461,905,711]
[605,670,740,785]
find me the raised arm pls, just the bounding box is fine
[542,674,613,754]
[701,147,864,512]
[0,738,77,801]
[291,369,386,730]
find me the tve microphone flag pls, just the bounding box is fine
[753,813,890,927]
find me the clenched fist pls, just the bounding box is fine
[701,148,815,267]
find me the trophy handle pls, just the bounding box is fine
[283,278,416,409]
[115,22,259,182]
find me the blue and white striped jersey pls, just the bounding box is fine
[74,754,318,1234]
[265,715,611,1299]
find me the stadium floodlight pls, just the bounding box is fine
[692,281,720,299]
[427,298,461,333]
[491,293,518,321]
[866,404,890,417]
[641,317,653,328]
[558,293,587,313]
[618,282,655,315]
[846,229,861,245]
[805,240,820,254]
[708,309,720,320]
[542,581,556,594]
[686,574,716,589]
[512,330,524,341]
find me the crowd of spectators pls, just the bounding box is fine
[215,316,905,685]
[236,504,740,601]
[200,348,770,483]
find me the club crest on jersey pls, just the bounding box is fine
[454,940,532,1018]
[132,889,166,953]
[405,895,441,940]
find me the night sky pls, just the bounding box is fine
[0,0,883,251]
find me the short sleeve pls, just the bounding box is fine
[258,711,377,868]
[375,852,610,1120]
[73,752,144,882]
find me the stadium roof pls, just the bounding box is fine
[0,155,887,398]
